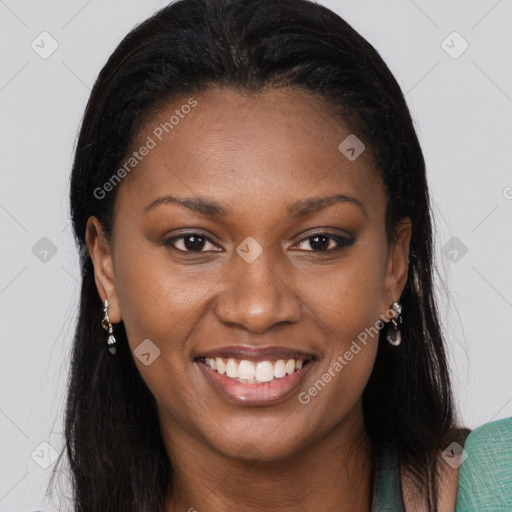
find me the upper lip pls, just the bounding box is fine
[195,345,317,362]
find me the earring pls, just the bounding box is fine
[386,301,402,346]
[101,299,117,354]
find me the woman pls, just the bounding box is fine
[54,0,511,510]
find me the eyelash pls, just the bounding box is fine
[163,232,355,253]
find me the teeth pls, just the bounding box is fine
[238,360,256,380]
[226,358,238,378]
[204,357,308,383]
[274,359,286,378]
[216,358,226,375]
[255,361,274,382]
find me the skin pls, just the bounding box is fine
[85,86,449,511]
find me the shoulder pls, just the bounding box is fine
[455,416,512,512]
[400,420,512,512]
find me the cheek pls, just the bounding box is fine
[297,243,385,397]
[112,247,215,418]
[299,267,382,424]
[301,247,386,341]
[113,240,224,356]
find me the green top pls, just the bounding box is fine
[455,416,512,511]
[370,416,512,511]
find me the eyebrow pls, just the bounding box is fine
[286,194,367,219]
[144,193,366,218]
[143,194,230,217]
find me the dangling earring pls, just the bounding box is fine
[101,299,117,354]
[386,301,403,346]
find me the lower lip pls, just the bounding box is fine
[196,359,315,406]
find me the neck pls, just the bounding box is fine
[163,404,374,512]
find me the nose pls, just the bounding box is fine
[214,249,301,334]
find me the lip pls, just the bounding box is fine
[195,357,316,406]
[195,345,316,362]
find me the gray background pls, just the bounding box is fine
[1,0,511,510]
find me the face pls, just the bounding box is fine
[87,87,411,462]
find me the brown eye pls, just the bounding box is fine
[164,234,220,252]
[294,233,355,252]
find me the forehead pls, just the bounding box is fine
[115,87,385,220]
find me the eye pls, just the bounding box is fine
[163,231,354,253]
[293,232,355,252]
[163,233,221,252]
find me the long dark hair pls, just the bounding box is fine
[52,0,468,509]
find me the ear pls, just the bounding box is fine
[85,216,122,324]
[380,217,412,319]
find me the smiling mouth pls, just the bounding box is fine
[195,356,315,384]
